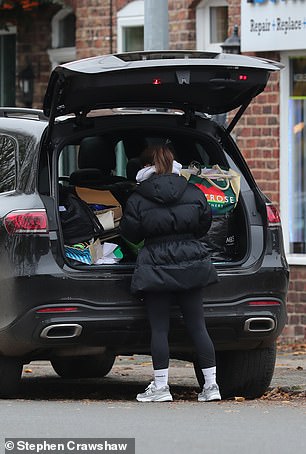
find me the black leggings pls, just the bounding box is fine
[144,288,216,370]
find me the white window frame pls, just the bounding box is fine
[47,7,76,69]
[280,50,306,265]
[196,0,228,52]
[117,0,144,53]
[0,26,16,36]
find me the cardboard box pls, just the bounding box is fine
[75,187,122,222]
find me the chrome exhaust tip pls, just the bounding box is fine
[40,324,83,339]
[244,317,275,333]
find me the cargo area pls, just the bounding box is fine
[55,122,250,267]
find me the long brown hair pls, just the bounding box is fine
[140,145,174,174]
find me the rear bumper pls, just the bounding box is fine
[0,295,287,358]
[0,262,289,358]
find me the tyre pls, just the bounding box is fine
[51,350,116,379]
[193,343,276,399]
[0,357,23,398]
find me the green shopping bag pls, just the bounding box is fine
[188,165,240,215]
[122,237,144,256]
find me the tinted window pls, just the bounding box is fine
[0,134,17,192]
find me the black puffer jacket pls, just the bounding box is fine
[120,173,218,294]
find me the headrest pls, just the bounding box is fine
[69,168,103,186]
[126,158,142,181]
[78,136,116,174]
[122,136,148,159]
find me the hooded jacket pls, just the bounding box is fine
[120,173,218,294]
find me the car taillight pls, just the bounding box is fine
[4,209,48,234]
[266,203,281,226]
[247,300,281,306]
[36,307,78,313]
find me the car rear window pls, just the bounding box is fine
[0,134,17,193]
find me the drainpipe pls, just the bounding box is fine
[109,0,113,53]
[144,0,169,51]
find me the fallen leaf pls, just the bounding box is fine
[234,396,245,402]
[24,369,32,373]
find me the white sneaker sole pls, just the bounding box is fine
[136,394,173,402]
[198,393,221,402]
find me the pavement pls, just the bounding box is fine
[270,346,306,392]
[111,347,306,398]
[20,345,306,401]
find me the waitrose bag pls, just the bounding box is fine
[186,165,241,215]
[182,164,241,260]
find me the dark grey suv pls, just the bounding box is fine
[0,51,289,398]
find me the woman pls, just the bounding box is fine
[120,144,220,402]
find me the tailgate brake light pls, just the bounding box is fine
[4,209,48,234]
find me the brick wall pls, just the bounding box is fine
[76,0,115,58]
[16,5,59,108]
[225,0,281,207]
[75,0,198,59]
[227,0,306,343]
[234,70,281,207]
[169,0,196,50]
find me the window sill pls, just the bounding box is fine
[287,254,306,266]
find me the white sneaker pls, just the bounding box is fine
[198,384,221,402]
[136,381,173,402]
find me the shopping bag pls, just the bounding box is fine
[64,240,123,265]
[122,237,144,256]
[94,242,123,264]
[188,165,240,215]
[64,241,98,265]
[201,213,238,261]
[59,189,104,245]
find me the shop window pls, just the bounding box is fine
[196,0,228,51]
[288,57,306,254]
[280,53,306,262]
[117,1,144,53]
[0,30,16,106]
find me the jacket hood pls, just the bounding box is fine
[137,174,188,204]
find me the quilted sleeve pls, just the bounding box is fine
[120,195,145,245]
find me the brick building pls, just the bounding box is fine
[0,0,305,341]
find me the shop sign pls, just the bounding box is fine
[241,0,306,52]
